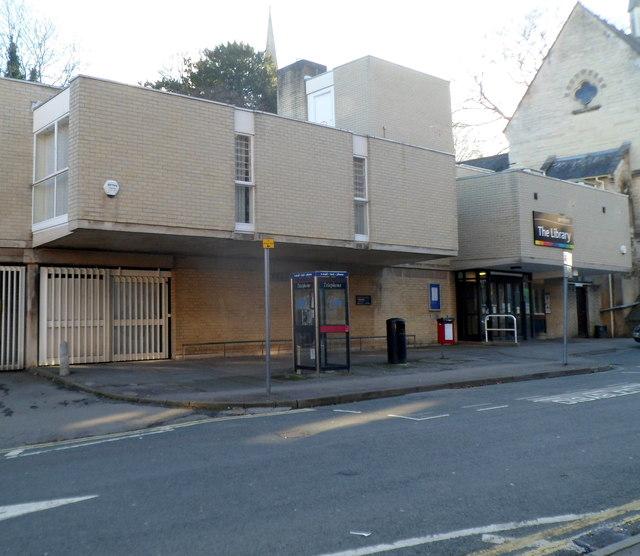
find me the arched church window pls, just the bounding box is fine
[575,81,598,106]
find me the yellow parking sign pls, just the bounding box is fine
[262,238,275,249]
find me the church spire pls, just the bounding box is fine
[266,7,278,68]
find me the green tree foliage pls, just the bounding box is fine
[4,35,24,79]
[146,42,277,113]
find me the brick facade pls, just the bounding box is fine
[0,79,59,248]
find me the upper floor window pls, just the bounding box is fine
[235,134,252,183]
[354,156,368,241]
[235,134,254,231]
[33,116,69,229]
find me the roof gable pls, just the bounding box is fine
[506,2,640,135]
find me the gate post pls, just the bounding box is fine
[25,264,39,369]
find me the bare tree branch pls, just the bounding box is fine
[1,0,79,85]
[453,8,562,158]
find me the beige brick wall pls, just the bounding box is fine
[253,114,352,240]
[0,78,59,246]
[70,77,235,229]
[65,77,457,255]
[540,282,602,339]
[172,262,455,356]
[516,173,631,272]
[457,170,632,273]
[377,267,456,344]
[456,173,522,261]
[333,57,454,153]
[368,140,457,249]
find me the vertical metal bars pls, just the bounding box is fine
[0,267,25,370]
[112,273,168,361]
[39,267,169,365]
[38,267,110,365]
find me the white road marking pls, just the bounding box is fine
[334,410,363,414]
[525,383,640,405]
[316,513,597,556]
[2,408,315,459]
[5,429,172,458]
[0,495,98,522]
[477,405,509,412]
[482,534,514,545]
[462,403,493,408]
[388,414,450,421]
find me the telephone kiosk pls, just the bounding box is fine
[291,271,350,374]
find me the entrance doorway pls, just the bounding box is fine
[576,286,589,338]
[456,270,532,342]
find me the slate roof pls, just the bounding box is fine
[459,153,510,172]
[541,143,630,180]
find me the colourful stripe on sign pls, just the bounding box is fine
[534,240,574,249]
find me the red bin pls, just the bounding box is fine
[437,317,455,344]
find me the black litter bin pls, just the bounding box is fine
[594,325,607,338]
[386,318,407,364]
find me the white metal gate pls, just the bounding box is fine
[0,267,25,370]
[39,267,110,365]
[112,273,169,362]
[39,268,169,366]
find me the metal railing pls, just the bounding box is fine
[483,314,518,344]
[182,339,290,359]
[181,334,418,359]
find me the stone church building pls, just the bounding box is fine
[464,1,640,336]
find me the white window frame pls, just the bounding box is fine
[306,71,335,127]
[234,133,255,232]
[354,155,369,241]
[32,115,69,231]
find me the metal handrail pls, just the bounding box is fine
[181,334,418,359]
[483,314,518,344]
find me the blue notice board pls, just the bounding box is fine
[429,283,441,311]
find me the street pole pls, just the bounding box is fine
[562,251,572,366]
[263,239,274,395]
[563,271,568,366]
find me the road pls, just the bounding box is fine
[0,370,203,446]
[1,350,640,555]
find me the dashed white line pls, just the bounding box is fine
[476,405,509,412]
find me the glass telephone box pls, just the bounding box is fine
[291,271,350,374]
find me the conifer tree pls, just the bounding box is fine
[4,35,24,79]
[146,42,277,113]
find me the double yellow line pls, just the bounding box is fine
[470,498,640,555]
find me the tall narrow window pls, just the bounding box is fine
[33,116,69,229]
[235,134,254,231]
[353,156,368,240]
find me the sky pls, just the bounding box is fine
[24,0,632,153]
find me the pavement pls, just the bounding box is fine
[28,337,634,411]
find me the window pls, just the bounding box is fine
[235,134,254,231]
[353,156,368,240]
[33,116,69,228]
